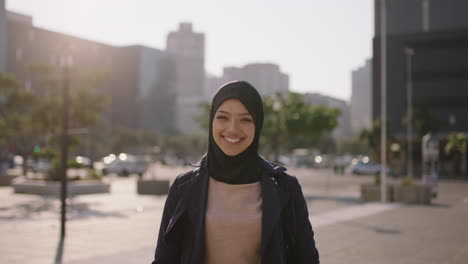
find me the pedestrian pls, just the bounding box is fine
[151,80,320,264]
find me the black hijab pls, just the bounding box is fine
[206,80,264,184]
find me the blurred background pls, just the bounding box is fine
[1,0,468,263]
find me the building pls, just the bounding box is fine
[302,93,351,140]
[0,0,6,71]
[4,9,175,134]
[373,0,468,138]
[110,46,175,132]
[222,63,289,96]
[204,73,226,100]
[350,59,372,135]
[166,23,205,133]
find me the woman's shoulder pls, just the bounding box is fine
[260,158,301,188]
[172,167,201,187]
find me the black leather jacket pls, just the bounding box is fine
[152,157,320,264]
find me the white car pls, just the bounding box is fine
[102,159,148,176]
[351,161,392,175]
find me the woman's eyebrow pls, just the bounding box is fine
[216,110,251,116]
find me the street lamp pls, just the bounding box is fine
[272,93,282,164]
[380,0,388,203]
[405,47,415,179]
[56,51,72,264]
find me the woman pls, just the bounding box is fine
[152,81,320,264]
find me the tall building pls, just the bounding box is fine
[166,23,205,133]
[0,0,6,71]
[302,93,351,140]
[350,59,372,135]
[373,0,468,138]
[223,63,289,96]
[110,46,175,132]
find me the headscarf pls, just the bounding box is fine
[206,80,264,184]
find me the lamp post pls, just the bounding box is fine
[380,0,388,203]
[56,53,72,264]
[272,93,282,164]
[405,47,414,179]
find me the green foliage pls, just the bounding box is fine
[0,65,109,175]
[33,147,57,160]
[89,169,103,180]
[402,100,442,138]
[160,133,207,160]
[359,119,395,162]
[262,92,340,154]
[400,176,414,186]
[374,174,381,185]
[445,132,468,155]
[108,127,160,154]
[194,102,211,131]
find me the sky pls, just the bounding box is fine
[6,0,374,101]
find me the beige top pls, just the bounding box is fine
[205,177,262,264]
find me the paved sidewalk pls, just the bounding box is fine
[1,167,467,264]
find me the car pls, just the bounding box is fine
[102,155,148,176]
[351,160,392,175]
[31,159,52,173]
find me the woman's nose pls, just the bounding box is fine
[227,120,240,132]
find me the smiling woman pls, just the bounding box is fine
[152,81,320,264]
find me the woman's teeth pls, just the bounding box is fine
[224,137,240,143]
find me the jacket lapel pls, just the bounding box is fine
[178,168,210,264]
[260,170,290,258]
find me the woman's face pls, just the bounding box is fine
[212,98,255,156]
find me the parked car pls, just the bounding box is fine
[102,156,148,176]
[31,159,52,173]
[351,160,392,175]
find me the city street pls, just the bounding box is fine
[1,165,468,264]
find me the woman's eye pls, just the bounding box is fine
[241,118,253,123]
[216,115,227,120]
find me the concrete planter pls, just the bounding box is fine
[137,179,170,195]
[0,175,18,186]
[360,183,393,202]
[393,184,432,204]
[12,177,110,196]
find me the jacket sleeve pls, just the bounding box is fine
[288,176,320,264]
[151,175,184,264]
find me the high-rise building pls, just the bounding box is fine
[351,59,372,135]
[166,23,205,133]
[373,0,468,138]
[223,63,289,96]
[0,0,6,71]
[110,46,175,132]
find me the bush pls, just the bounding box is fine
[89,169,102,180]
[400,176,414,186]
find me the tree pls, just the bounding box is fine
[0,72,41,175]
[261,92,340,159]
[445,132,468,176]
[402,100,442,138]
[0,63,109,177]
